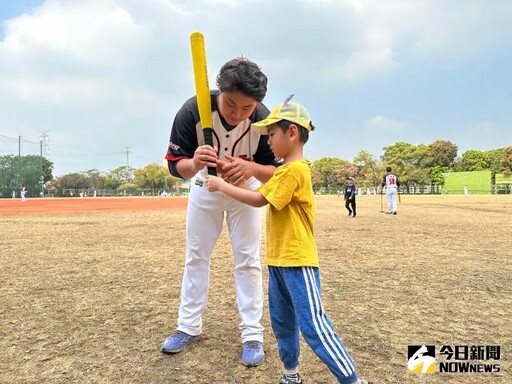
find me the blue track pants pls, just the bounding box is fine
[268,266,358,384]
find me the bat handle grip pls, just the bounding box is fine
[207,166,217,176]
[203,128,217,176]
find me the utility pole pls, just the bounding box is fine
[18,136,22,189]
[125,147,131,182]
[39,132,49,197]
[40,139,44,197]
[40,131,49,158]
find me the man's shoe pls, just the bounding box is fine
[241,340,265,366]
[161,330,201,354]
[393,212,397,215]
[279,372,302,383]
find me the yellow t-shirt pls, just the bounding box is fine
[258,160,318,267]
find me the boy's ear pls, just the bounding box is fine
[288,124,299,139]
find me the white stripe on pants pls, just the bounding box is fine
[177,177,264,343]
[268,266,358,383]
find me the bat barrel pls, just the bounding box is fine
[190,31,216,176]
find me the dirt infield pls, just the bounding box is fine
[0,196,188,215]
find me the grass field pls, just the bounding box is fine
[443,171,492,194]
[1,195,510,383]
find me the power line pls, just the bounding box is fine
[1,133,161,174]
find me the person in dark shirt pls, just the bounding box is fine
[344,177,356,218]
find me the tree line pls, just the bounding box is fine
[311,141,511,192]
[1,140,511,196]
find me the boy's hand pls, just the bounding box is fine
[206,175,226,192]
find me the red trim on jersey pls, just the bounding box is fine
[229,107,257,160]
[231,126,252,158]
[165,154,189,161]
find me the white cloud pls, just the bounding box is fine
[341,47,395,81]
[0,0,510,175]
[1,0,148,62]
[364,115,410,132]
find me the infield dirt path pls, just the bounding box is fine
[0,196,188,215]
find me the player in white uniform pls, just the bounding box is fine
[162,57,277,367]
[20,184,27,202]
[381,167,400,214]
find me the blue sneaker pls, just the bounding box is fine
[241,340,265,366]
[161,330,201,354]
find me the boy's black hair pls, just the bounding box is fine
[216,57,268,102]
[386,166,392,172]
[277,120,310,144]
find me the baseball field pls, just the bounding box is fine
[0,195,510,383]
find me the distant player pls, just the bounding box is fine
[344,177,356,218]
[20,184,27,203]
[381,167,400,214]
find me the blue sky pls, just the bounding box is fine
[1,0,511,176]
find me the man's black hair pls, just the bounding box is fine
[216,57,268,102]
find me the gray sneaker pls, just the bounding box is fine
[279,372,302,383]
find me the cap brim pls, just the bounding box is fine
[251,118,282,135]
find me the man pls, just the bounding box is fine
[381,167,400,214]
[162,57,277,366]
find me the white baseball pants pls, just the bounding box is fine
[176,177,264,343]
[386,187,397,213]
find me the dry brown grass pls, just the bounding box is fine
[1,195,510,383]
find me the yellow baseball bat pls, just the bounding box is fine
[190,32,216,176]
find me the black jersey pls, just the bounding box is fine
[344,185,356,199]
[165,90,276,179]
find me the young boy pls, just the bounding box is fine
[206,101,370,384]
[344,177,356,218]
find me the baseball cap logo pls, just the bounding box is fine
[408,345,436,374]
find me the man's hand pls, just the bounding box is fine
[193,145,218,173]
[220,154,253,185]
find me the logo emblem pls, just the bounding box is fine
[408,345,436,374]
